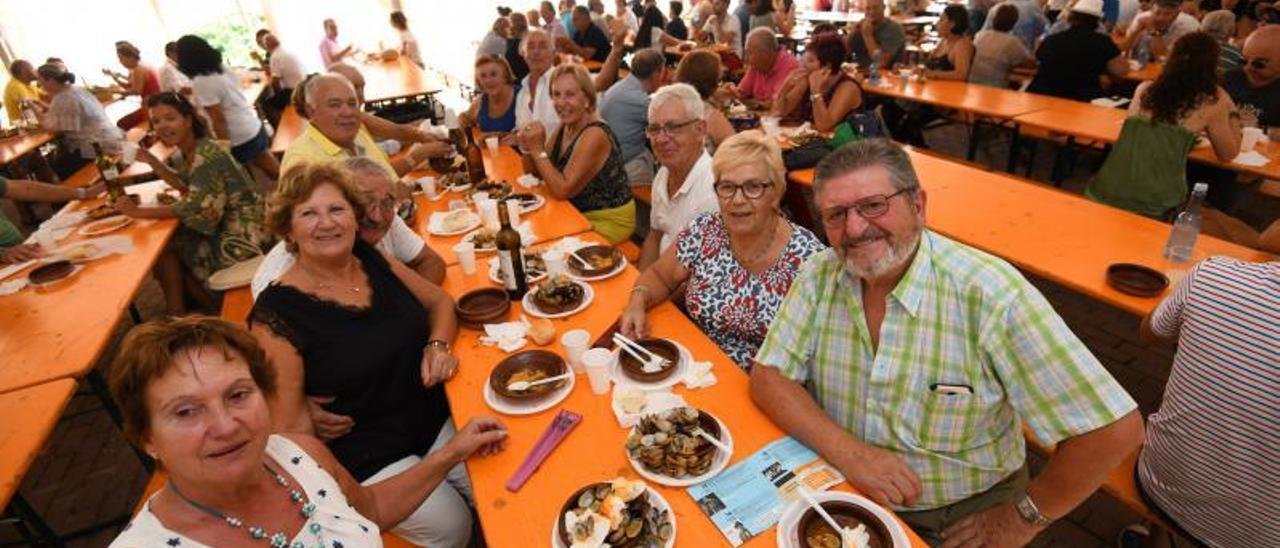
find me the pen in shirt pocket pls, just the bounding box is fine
[930,383,974,396]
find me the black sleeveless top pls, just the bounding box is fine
[549,121,633,212]
[249,241,449,481]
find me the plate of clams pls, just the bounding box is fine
[554,478,675,548]
[625,407,732,487]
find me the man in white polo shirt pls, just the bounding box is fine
[638,83,719,269]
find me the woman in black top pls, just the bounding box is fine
[250,162,499,547]
[924,5,975,81]
[517,63,635,243]
[1028,1,1130,101]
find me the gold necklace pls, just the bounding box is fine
[301,261,362,293]
[732,217,783,267]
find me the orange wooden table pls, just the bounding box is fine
[406,144,593,266]
[438,254,927,548]
[788,149,1273,317]
[1012,98,1280,180]
[1120,61,1162,82]
[271,105,304,154]
[358,57,444,102]
[0,182,178,394]
[0,378,76,544]
[0,130,54,166]
[856,74,1048,121]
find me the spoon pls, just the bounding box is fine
[796,487,854,548]
[506,372,572,392]
[691,427,731,453]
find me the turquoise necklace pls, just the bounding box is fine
[168,463,322,548]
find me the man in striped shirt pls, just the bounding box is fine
[1135,257,1279,547]
[751,140,1144,545]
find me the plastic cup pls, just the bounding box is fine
[560,329,591,374]
[453,242,477,275]
[485,136,500,156]
[121,141,139,165]
[477,199,499,230]
[416,176,437,198]
[543,249,567,277]
[760,116,781,136]
[448,199,468,211]
[1242,126,1264,152]
[897,68,912,89]
[581,347,615,395]
[473,191,490,203]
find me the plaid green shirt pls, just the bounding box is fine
[756,231,1136,510]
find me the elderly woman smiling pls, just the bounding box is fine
[107,316,506,547]
[517,63,636,243]
[248,163,480,547]
[620,131,826,368]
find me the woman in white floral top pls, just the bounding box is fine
[113,92,273,314]
[621,131,826,368]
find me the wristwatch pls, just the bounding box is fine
[426,339,451,353]
[1014,492,1052,526]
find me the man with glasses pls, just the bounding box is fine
[637,84,719,268]
[1223,25,1280,127]
[750,139,1143,546]
[252,157,446,299]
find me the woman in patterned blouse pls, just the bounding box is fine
[112,92,273,314]
[620,131,826,368]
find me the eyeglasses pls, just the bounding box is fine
[713,179,772,199]
[364,195,397,214]
[819,187,915,227]
[644,118,699,138]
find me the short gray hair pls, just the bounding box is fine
[520,28,552,57]
[648,83,705,121]
[746,27,779,51]
[304,73,355,111]
[1200,10,1236,42]
[813,139,920,198]
[344,156,394,182]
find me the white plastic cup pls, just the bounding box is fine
[485,136,500,156]
[448,199,468,211]
[477,199,500,231]
[473,191,490,203]
[121,141,139,165]
[543,249,567,277]
[760,116,781,137]
[505,198,522,225]
[560,329,591,374]
[581,347,615,394]
[897,68,912,89]
[1242,126,1264,152]
[453,242,477,275]
[417,176,438,198]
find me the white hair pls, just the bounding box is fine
[304,73,355,111]
[520,28,552,58]
[647,83,705,121]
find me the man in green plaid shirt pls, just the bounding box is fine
[751,140,1143,546]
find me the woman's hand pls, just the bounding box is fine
[517,122,547,154]
[306,396,355,441]
[808,67,832,96]
[443,417,509,462]
[420,345,458,387]
[111,195,140,217]
[0,243,44,264]
[619,294,650,339]
[83,183,107,199]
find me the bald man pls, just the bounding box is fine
[726,27,802,110]
[1223,25,1280,127]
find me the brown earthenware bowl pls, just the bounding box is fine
[1106,263,1169,298]
[795,500,893,548]
[567,245,622,277]
[618,338,680,383]
[489,350,568,401]
[456,287,511,328]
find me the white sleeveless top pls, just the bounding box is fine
[110,435,382,548]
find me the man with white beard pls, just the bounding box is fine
[748,139,1143,546]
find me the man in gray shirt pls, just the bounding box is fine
[599,49,668,186]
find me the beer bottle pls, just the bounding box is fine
[464,126,487,184]
[94,142,123,201]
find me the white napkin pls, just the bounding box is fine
[0,278,28,296]
[611,387,689,428]
[681,360,718,389]
[516,174,543,188]
[1090,96,1129,109]
[1232,150,1271,167]
[514,221,537,247]
[479,318,530,353]
[544,236,589,255]
[40,211,86,231]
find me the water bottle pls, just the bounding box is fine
[1133,36,1152,69]
[1162,183,1208,262]
[868,51,882,85]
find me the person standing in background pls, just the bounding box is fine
[390,11,424,67]
[320,18,355,68]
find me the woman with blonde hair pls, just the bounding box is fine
[461,55,520,135]
[620,131,826,368]
[517,63,636,242]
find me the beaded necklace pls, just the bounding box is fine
[168,463,322,548]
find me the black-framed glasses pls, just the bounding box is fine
[819,187,915,227]
[713,179,772,199]
[644,118,699,138]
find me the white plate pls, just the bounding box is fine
[775,490,911,548]
[0,259,39,282]
[625,410,734,487]
[78,216,132,236]
[487,256,549,285]
[428,211,480,236]
[462,227,499,254]
[610,339,690,391]
[207,255,266,291]
[551,484,676,548]
[565,248,628,282]
[512,193,546,213]
[481,370,575,415]
[522,281,594,319]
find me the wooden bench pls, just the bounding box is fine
[134,469,417,547]
[1022,426,1171,531]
